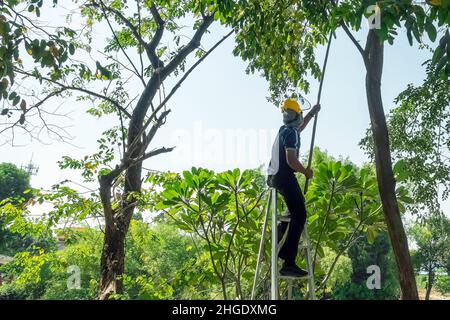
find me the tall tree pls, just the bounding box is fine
[1,0,236,299]
[0,162,30,253]
[0,162,30,201]
[333,232,400,300]
[361,60,450,216]
[0,163,53,255]
[231,0,449,299]
[408,214,450,300]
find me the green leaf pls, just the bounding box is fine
[367,227,377,244]
[407,29,413,46]
[425,21,437,42]
[69,43,75,55]
[13,95,21,106]
[432,45,444,64]
[160,189,179,200]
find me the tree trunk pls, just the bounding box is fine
[364,30,418,300]
[97,167,140,299]
[425,269,434,300]
[98,223,126,300]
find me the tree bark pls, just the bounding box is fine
[425,268,434,300]
[364,30,418,300]
[98,223,126,299]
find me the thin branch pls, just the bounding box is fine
[97,0,145,86]
[87,1,147,49]
[147,4,165,69]
[161,14,215,79]
[136,146,175,163]
[14,68,132,118]
[143,109,171,152]
[340,21,369,67]
[129,29,234,152]
[137,0,144,77]
[0,88,66,135]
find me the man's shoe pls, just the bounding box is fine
[279,264,309,278]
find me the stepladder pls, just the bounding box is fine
[251,188,317,300]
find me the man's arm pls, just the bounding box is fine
[299,104,321,132]
[286,149,313,179]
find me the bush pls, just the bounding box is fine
[435,275,450,295]
[331,232,400,300]
[0,283,29,300]
[0,221,207,300]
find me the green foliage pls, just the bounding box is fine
[149,167,266,299]
[332,232,400,300]
[0,228,100,300]
[231,0,449,104]
[230,0,326,103]
[0,221,215,300]
[305,150,385,271]
[362,61,450,215]
[0,162,30,201]
[122,221,209,300]
[409,214,450,276]
[0,151,410,300]
[435,275,450,294]
[0,163,55,256]
[306,149,384,249]
[302,149,413,296]
[149,150,400,299]
[319,247,352,292]
[57,126,126,182]
[0,0,77,123]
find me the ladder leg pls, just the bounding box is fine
[287,279,293,300]
[271,188,278,300]
[303,225,317,300]
[251,190,272,300]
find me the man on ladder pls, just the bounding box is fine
[267,98,320,278]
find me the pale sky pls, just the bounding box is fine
[0,3,448,219]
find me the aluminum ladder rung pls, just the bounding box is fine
[279,275,312,280]
[277,243,310,252]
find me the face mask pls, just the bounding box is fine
[284,111,304,127]
[295,112,304,127]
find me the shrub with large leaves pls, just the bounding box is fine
[149,167,266,299]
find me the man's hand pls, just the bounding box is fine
[304,168,313,180]
[310,104,321,116]
[300,104,321,132]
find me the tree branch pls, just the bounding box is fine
[130,29,233,151]
[14,68,132,118]
[87,1,147,49]
[0,88,66,136]
[126,13,219,160]
[87,1,164,70]
[161,14,215,79]
[143,109,171,151]
[340,21,369,68]
[136,146,175,163]
[97,0,145,86]
[147,4,165,69]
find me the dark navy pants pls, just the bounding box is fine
[267,174,307,266]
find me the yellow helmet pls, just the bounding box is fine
[428,0,441,6]
[282,98,302,114]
